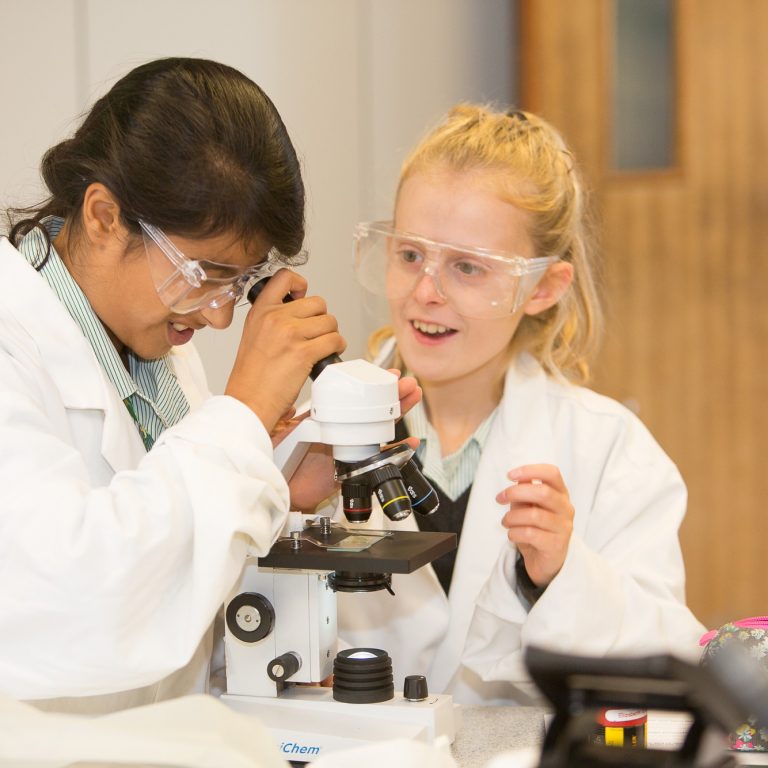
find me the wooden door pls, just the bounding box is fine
[520,0,768,628]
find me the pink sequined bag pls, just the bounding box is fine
[699,616,768,752]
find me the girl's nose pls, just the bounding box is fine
[411,264,446,304]
[199,300,236,330]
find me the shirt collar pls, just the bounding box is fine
[17,219,188,431]
[404,395,497,501]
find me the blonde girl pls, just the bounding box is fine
[338,104,704,705]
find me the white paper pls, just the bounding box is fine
[0,694,287,768]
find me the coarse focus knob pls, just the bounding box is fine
[403,674,429,701]
[225,592,275,643]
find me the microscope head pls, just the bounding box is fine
[310,359,400,462]
[273,359,438,525]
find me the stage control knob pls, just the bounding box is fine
[267,651,302,682]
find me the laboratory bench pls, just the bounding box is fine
[451,706,547,767]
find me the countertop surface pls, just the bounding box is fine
[450,706,547,768]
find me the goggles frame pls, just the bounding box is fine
[353,220,559,318]
[139,219,289,314]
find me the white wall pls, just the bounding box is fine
[0,0,515,393]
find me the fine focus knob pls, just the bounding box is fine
[403,674,429,701]
[267,651,302,682]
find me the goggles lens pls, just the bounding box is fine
[140,220,285,314]
[353,222,558,319]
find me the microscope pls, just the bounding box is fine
[220,281,458,761]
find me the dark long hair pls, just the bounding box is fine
[7,57,305,267]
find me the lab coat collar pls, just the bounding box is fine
[0,237,144,470]
[441,356,558,660]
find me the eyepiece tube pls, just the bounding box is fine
[400,459,439,516]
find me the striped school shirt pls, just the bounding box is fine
[18,218,190,450]
[404,397,497,501]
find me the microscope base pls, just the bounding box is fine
[221,686,458,761]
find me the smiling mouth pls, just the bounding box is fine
[411,319,457,338]
[170,321,203,332]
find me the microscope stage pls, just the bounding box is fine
[258,529,456,573]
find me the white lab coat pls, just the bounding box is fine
[0,237,289,711]
[336,353,706,705]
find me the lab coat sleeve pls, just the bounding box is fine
[463,413,706,686]
[0,350,289,699]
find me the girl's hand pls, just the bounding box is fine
[388,370,421,419]
[225,269,346,433]
[496,464,574,588]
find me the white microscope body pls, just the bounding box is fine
[221,360,457,760]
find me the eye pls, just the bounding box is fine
[396,246,424,266]
[198,261,242,281]
[448,253,489,278]
[455,259,484,276]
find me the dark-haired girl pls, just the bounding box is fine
[0,58,415,712]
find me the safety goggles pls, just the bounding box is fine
[139,220,287,314]
[353,221,558,319]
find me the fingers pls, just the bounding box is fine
[397,377,422,417]
[251,268,308,303]
[505,521,564,550]
[271,409,309,443]
[501,504,572,536]
[495,474,568,513]
[382,436,421,453]
[280,406,297,422]
[496,464,574,534]
[506,464,568,492]
[500,465,574,587]
[388,370,422,418]
[225,270,346,432]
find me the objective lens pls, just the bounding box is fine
[341,480,372,524]
[400,460,439,516]
[370,464,411,521]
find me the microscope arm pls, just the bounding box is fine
[272,418,324,482]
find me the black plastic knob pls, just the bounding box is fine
[267,651,302,682]
[225,592,275,643]
[403,674,429,701]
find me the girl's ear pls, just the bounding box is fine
[521,261,574,316]
[81,183,124,243]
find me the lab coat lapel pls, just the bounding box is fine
[431,357,558,686]
[0,239,145,471]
